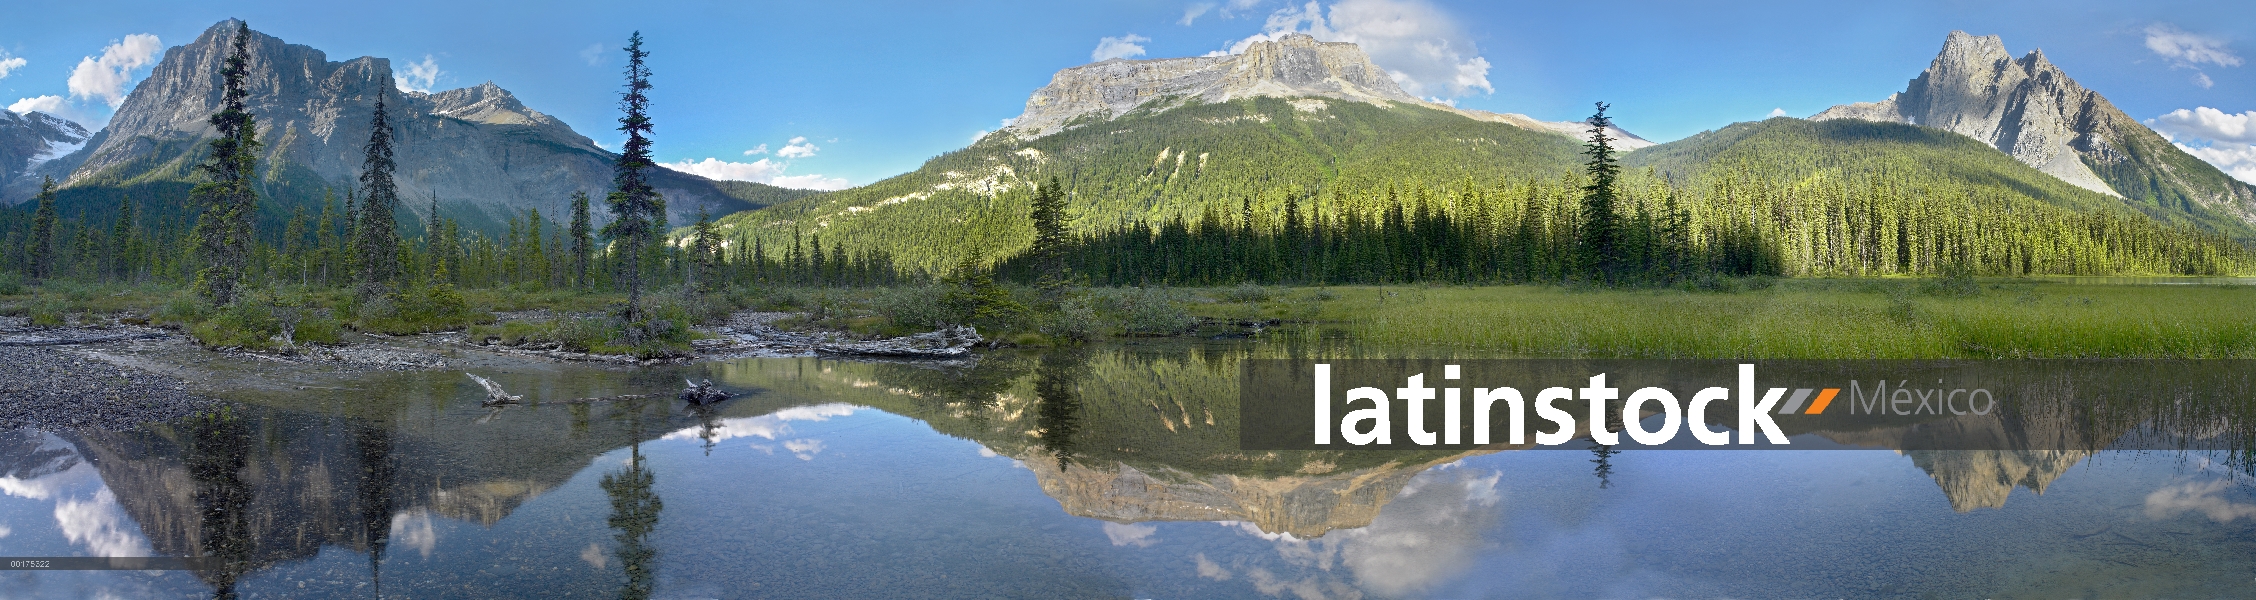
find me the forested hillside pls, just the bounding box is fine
[1630,117,2256,242]
[706,96,1589,272]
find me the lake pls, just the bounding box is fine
[3,341,2253,598]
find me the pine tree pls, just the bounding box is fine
[689,208,720,293]
[354,90,403,299]
[569,191,594,289]
[1578,102,1623,284]
[602,32,664,328]
[1028,176,1070,298]
[189,21,262,305]
[110,194,138,281]
[27,177,57,280]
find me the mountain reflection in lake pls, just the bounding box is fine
[2,342,2254,598]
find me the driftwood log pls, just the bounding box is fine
[465,372,522,405]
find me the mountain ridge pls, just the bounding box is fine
[1813,30,2256,238]
[0,110,90,193]
[996,33,1650,150]
[6,20,811,233]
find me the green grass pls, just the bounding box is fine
[1259,281,2256,358]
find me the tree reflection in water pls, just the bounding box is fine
[182,407,255,600]
[1590,445,1618,489]
[355,421,397,598]
[602,398,664,600]
[1033,349,1090,470]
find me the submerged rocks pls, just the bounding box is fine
[680,379,730,404]
[813,326,982,359]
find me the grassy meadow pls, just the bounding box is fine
[1216,280,2256,359]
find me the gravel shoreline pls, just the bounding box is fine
[0,340,220,432]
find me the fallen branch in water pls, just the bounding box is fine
[465,372,522,405]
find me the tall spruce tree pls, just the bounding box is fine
[603,32,664,328]
[1578,102,1622,284]
[1028,176,1070,298]
[27,177,56,280]
[354,91,402,298]
[689,208,720,293]
[189,21,262,305]
[569,191,594,289]
[110,194,138,281]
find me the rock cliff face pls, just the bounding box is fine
[1018,448,1488,538]
[1814,31,2256,230]
[0,110,89,192]
[1002,33,1651,149]
[6,20,803,229]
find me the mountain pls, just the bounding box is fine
[5,20,812,234]
[0,110,90,193]
[709,34,1641,271]
[1812,31,2256,239]
[999,33,1650,149]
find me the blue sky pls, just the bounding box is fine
[3,0,2253,188]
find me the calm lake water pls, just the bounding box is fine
[3,342,2253,599]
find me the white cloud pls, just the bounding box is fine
[56,488,149,559]
[782,438,826,460]
[2177,142,2256,184]
[743,143,769,156]
[664,157,786,181]
[2193,72,2215,88]
[769,173,853,191]
[1218,0,1492,98]
[2149,107,2256,185]
[66,33,161,107]
[777,136,818,158]
[2146,480,2256,522]
[1180,3,1216,26]
[388,509,438,559]
[1103,522,1159,547]
[2153,107,2256,144]
[0,51,25,79]
[579,43,606,66]
[8,95,68,115]
[1092,34,1152,62]
[2145,23,2242,68]
[661,404,857,443]
[1768,107,1789,118]
[394,55,443,94]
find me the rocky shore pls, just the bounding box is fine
[0,341,218,432]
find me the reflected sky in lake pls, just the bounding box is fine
[1,349,2253,598]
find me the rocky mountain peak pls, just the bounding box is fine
[1814,30,2256,235]
[4,19,786,228]
[1813,31,2120,197]
[1002,34,1421,138]
[0,110,92,191]
[999,34,1653,149]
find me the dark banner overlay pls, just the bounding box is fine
[1239,360,2256,451]
[0,557,218,570]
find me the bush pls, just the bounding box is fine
[27,298,66,327]
[350,282,489,334]
[1219,283,1274,303]
[1082,287,1195,336]
[875,285,952,329]
[0,273,22,296]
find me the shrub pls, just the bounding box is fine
[350,282,488,334]
[1219,283,1274,303]
[875,285,952,329]
[0,273,22,296]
